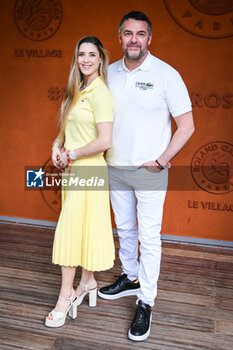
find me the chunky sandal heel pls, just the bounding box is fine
[74,280,97,308]
[68,302,78,319]
[89,288,97,307]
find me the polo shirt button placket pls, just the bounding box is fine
[125,73,133,91]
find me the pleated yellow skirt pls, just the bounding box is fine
[52,154,115,271]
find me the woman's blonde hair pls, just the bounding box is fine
[55,36,109,148]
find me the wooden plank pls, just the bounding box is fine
[51,338,114,350]
[163,247,233,263]
[215,320,233,337]
[162,241,233,256]
[157,289,214,307]
[0,328,55,350]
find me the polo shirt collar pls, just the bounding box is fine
[118,51,151,72]
[81,76,102,93]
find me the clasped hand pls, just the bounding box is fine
[52,147,68,171]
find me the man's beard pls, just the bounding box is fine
[124,45,147,62]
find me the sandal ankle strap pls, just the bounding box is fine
[80,280,96,292]
[58,290,74,304]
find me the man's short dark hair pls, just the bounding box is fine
[119,11,152,36]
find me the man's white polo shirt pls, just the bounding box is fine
[106,52,192,167]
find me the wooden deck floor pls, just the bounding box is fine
[0,222,233,350]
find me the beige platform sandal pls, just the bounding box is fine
[45,290,77,328]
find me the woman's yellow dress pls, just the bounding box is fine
[52,77,115,271]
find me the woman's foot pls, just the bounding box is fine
[53,289,76,314]
[45,289,76,327]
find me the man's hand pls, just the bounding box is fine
[140,161,161,173]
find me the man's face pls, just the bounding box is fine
[119,19,152,61]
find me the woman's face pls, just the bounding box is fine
[78,43,101,80]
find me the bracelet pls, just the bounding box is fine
[155,162,162,170]
[69,149,76,160]
[155,160,164,170]
[67,151,72,175]
[155,160,171,170]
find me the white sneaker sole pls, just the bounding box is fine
[128,314,152,341]
[98,288,140,300]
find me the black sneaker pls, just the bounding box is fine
[97,274,140,300]
[128,300,152,341]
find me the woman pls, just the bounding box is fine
[45,36,115,328]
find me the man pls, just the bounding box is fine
[98,11,194,341]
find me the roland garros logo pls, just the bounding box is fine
[14,0,63,41]
[191,141,233,194]
[164,0,233,39]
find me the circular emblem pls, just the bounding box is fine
[40,158,61,214]
[191,141,233,194]
[14,0,63,41]
[164,0,233,39]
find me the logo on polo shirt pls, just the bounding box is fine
[135,82,154,90]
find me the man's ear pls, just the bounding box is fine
[148,34,152,46]
[119,35,122,44]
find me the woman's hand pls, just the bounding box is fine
[52,147,63,170]
[139,160,162,173]
[59,149,68,168]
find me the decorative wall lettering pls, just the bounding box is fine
[14,49,63,57]
[188,200,233,212]
[191,92,233,109]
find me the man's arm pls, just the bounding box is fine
[141,111,194,172]
[157,111,194,166]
